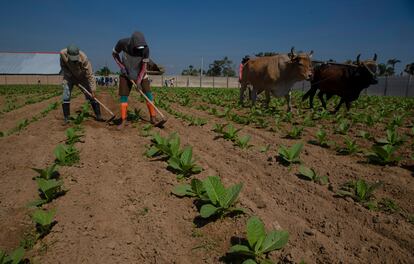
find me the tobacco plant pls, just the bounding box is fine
[235,135,252,149]
[336,137,360,155]
[278,143,303,165]
[54,144,80,166]
[32,164,59,180]
[145,132,181,159]
[366,144,402,165]
[286,126,303,139]
[228,216,289,264]
[167,146,202,179]
[172,178,209,201]
[32,209,56,238]
[298,166,328,185]
[337,179,382,209]
[199,176,244,219]
[376,128,405,146]
[336,119,351,135]
[65,127,83,145]
[0,247,25,264]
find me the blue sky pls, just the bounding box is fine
[0,0,413,74]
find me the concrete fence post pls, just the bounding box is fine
[226,76,229,88]
[383,75,388,96]
[187,76,189,88]
[161,75,164,87]
[213,76,215,88]
[200,75,202,88]
[405,75,411,97]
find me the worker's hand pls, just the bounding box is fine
[120,67,128,76]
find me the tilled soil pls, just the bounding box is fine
[0,90,413,264]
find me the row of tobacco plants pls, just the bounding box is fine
[142,125,290,263]
[0,104,89,263]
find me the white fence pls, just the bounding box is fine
[149,75,414,97]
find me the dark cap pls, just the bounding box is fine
[67,45,80,61]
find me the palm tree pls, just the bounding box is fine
[404,63,414,75]
[387,58,401,72]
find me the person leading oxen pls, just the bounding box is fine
[239,47,313,112]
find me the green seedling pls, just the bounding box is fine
[167,146,202,179]
[172,178,209,201]
[199,176,244,219]
[337,137,360,155]
[31,163,59,180]
[29,178,64,207]
[387,114,404,129]
[315,129,329,147]
[127,108,142,122]
[235,135,252,149]
[65,127,83,145]
[222,124,242,141]
[228,216,289,264]
[278,142,303,165]
[337,179,382,209]
[303,114,315,127]
[286,126,303,139]
[189,117,207,126]
[336,119,351,135]
[298,166,329,185]
[0,247,25,264]
[259,144,271,153]
[366,144,402,165]
[54,144,80,166]
[32,209,56,238]
[145,132,181,159]
[140,124,153,137]
[359,130,373,140]
[212,123,227,134]
[376,128,405,146]
[378,198,399,214]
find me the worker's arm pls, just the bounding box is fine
[136,47,150,84]
[60,52,72,80]
[112,41,127,75]
[81,57,96,95]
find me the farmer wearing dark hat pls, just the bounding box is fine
[60,45,102,123]
[112,31,158,129]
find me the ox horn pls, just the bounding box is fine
[356,54,361,64]
[373,53,377,61]
[289,46,296,60]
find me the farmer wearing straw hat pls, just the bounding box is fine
[112,31,158,129]
[60,45,103,123]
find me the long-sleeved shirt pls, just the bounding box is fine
[60,48,96,91]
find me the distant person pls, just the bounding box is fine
[60,45,103,123]
[112,31,159,129]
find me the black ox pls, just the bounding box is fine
[302,54,378,112]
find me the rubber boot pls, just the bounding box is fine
[62,103,70,124]
[91,101,104,121]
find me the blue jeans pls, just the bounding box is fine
[62,80,94,103]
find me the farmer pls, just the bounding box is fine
[60,45,102,123]
[112,31,158,129]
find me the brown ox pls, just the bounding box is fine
[239,47,313,112]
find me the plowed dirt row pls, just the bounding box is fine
[0,90,413,264]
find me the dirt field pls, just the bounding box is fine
[0,88,413,264]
